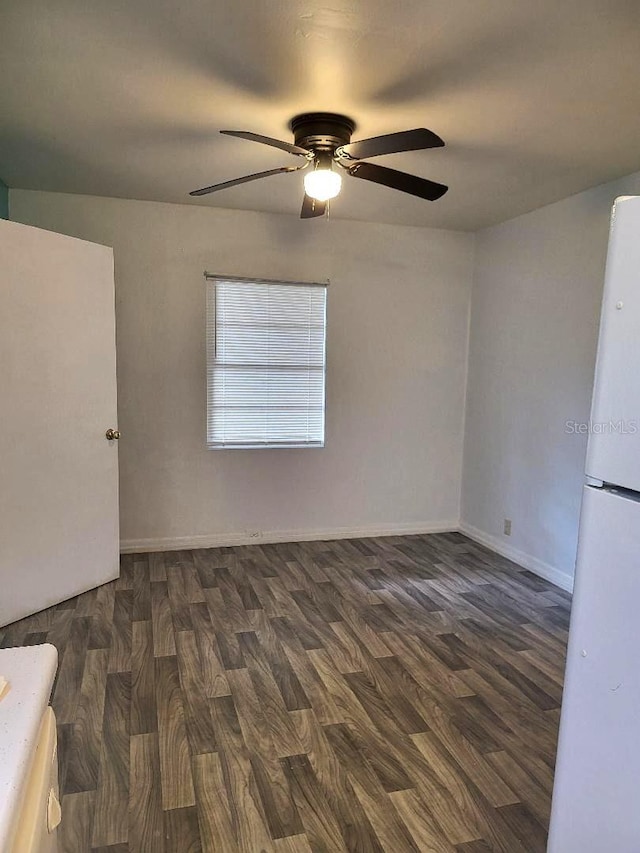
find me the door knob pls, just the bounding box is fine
[105,428,121,440]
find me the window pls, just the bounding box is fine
[206,275,327,449]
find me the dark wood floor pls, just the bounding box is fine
[0,533,571,852]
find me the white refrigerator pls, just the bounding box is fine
[548,196,640,851]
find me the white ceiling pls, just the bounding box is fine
[2,0,640,230]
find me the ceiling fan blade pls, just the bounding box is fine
[221,130,310,157]
[336,128,444,161]
[347,161,448,201]
[300,194,327,219]
[190,166,299,196]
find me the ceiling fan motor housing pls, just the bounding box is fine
[289,112,356,154]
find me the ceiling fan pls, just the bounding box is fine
[190,112,448,219]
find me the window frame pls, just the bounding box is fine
[205,273,328,450]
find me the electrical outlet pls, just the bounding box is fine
[503,518,512,536]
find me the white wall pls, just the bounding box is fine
[10,190,474,550]
[461,170,640,590]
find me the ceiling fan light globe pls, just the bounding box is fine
[304,168,342,202]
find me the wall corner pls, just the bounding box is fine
[0,179,9,220]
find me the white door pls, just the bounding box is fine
[548,485,640,852]
[0,220,119,627]
[586,195,640,491]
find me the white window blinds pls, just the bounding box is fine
[206,277,327,449]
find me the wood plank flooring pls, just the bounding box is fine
[0,533,571,852]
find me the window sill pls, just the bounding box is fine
[206,442,325,450]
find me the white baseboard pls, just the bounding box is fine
[459,521,574,593]
[120,520,460,554]
[121,519,574,594]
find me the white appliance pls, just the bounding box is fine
[548,196,640,851]
[0,644,60,853]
